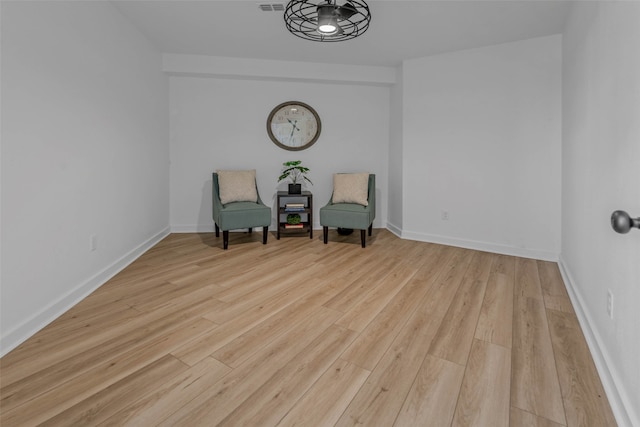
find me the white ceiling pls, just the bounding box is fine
[112,0,571,67]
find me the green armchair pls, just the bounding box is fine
[320,173,375,248]
[212,171,271,250]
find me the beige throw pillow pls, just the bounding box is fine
[332,173,369,206]
[217,169,258,204]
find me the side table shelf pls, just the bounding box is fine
[277,191,313,240]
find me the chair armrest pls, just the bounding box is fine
[212,173,223,219]
[368,174,376,220]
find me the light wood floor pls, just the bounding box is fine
[1,230,616,426]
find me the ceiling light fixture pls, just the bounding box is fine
[284,0,371,42]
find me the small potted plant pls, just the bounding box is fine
[278,160,312,194]
[286,213,302,225]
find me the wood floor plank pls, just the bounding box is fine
[311,250,389,299]
[313,243,366,268]
[510,406,566,427]
[428,251,494,365]
[100,252,196,282]
[170,309,263,366]
[515,257,544,300]
[474,254,515,349]
[322,253,401,313]
[538,261,574,314]
[340,244,455,371]
[218,325,357,426]
[1,299,219,413]
[452,339,511,427]
[277,358,370,427]
[172,275,332,367]
[89,264,201,302]
[394,355,465,427]
[212,252,318,302]
[1,317,215,426]
[512,290,566,424]
[546,308,617,426]
[212,292,341,368]
[491,253,516,277]
[131,283,225,313]
[3,301,133,358]
[475,271,514,349]
[97,356,231,426]
[38,355,189,427]
[0,304,140,386]
[166,262,250,287]
[334,259,418,332]
[202,263,326,325]
[335,248,474,427]
[158,306,342,426]
[0,230,616,427]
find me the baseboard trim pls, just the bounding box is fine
[400,230,558,261]
[557,256,636,427]
[171,224,215,233]
[0,227,170,357]
[170,224,556,261]
[385,221,402,238]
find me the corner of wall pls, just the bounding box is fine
[557,256,638,427]
[0,227,170,357]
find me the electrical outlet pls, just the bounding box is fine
[607,289,614,319]
[90,234,97,252]
[441,210,449,221]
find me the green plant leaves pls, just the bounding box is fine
[278,160,312,184]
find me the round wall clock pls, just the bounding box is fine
[267,101,321,151]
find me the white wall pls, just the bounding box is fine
[561,2,640,426]
[387,65,404,235]
[0,2,170,355]
[401,35,562,260]
[169,73,390,232]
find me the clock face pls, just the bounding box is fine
[267,101,321,151]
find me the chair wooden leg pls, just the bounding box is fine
[323,226,328,244]
[262,226,268,244]
[368,224,373,236]
[361,229,366,248]
[223,230,229,250]
[215,223,220,237]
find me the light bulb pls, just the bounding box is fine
[318,23,337,33]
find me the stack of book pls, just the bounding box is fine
[284,203,305,212]
[284,223,304,229]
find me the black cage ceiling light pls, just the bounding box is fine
[284,0,371,42]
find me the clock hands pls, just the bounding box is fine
[288,119,300,145]
[287,118,300,131]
